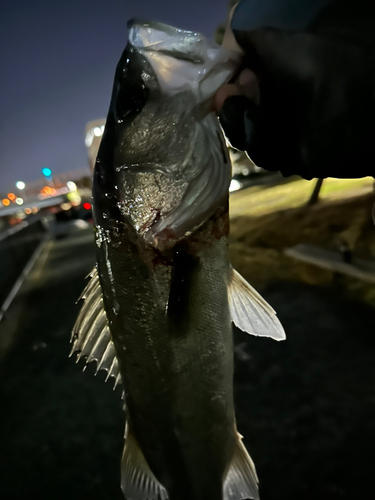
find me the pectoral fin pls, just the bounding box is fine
[71,266,122,390]
[223,432,259,500]
[228,267,286,341]
[121,422,168,500]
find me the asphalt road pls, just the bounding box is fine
[0,225,374,499]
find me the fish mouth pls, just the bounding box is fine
[127,18,197,37]
[127,18,206,64]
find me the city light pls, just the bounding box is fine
[16,181,26,190]
[7,193,16,201]
[60,202,72,211]
[85,124,105,148]
[85,131,93,147]
[40,186,56,196]
[2,199,10,206]
[83,202,91,210]
[15,197,24,205]
[68,192,81,206]
[67,181,77,191]
[24,207,32,215]
[42,167,52,177]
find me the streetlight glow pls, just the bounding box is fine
[16,181,26,190]
[15,197,24,205]
[42,167,52,177]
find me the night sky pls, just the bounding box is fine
[0,0,227,192]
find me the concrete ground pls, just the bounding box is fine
[0,225,374,499]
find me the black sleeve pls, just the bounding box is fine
[219,0,375,179]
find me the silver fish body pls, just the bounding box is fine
[73,19,285,500]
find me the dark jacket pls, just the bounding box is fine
[220,0,375,179]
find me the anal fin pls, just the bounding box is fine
[121,422,168,500]
[224,432,259,500]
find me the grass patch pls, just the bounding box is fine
[229,177,375,304]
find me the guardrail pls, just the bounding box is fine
[0,217,49,320]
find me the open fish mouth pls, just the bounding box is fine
[127,18,241,98]
[127,18,206,63]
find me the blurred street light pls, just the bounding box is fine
[2,199,10,206]
[42,167,52,177]
[40,186,56,196]
[15,198,24,205]
[42,167,53,185]
[7,193,16,201]
[85,119,105,171]
[16,181,27,201]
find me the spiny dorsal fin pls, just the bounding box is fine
[223,432,259,500]
[121,422,168,500]
[228,267,286,341]
[71,266,122,390]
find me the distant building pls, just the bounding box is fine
[85,119,106,171]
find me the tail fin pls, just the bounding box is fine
[223,433,259,500]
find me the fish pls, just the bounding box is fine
[71,19,285,500]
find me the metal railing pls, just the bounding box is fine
[0,217,49,320]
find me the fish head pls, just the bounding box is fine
[93,20,240,248]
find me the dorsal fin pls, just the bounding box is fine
[71,266,122,390]
[228,267,286,341]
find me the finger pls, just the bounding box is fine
[213,69,260,113]
[214,83,243,113]
[238,68,260,103]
